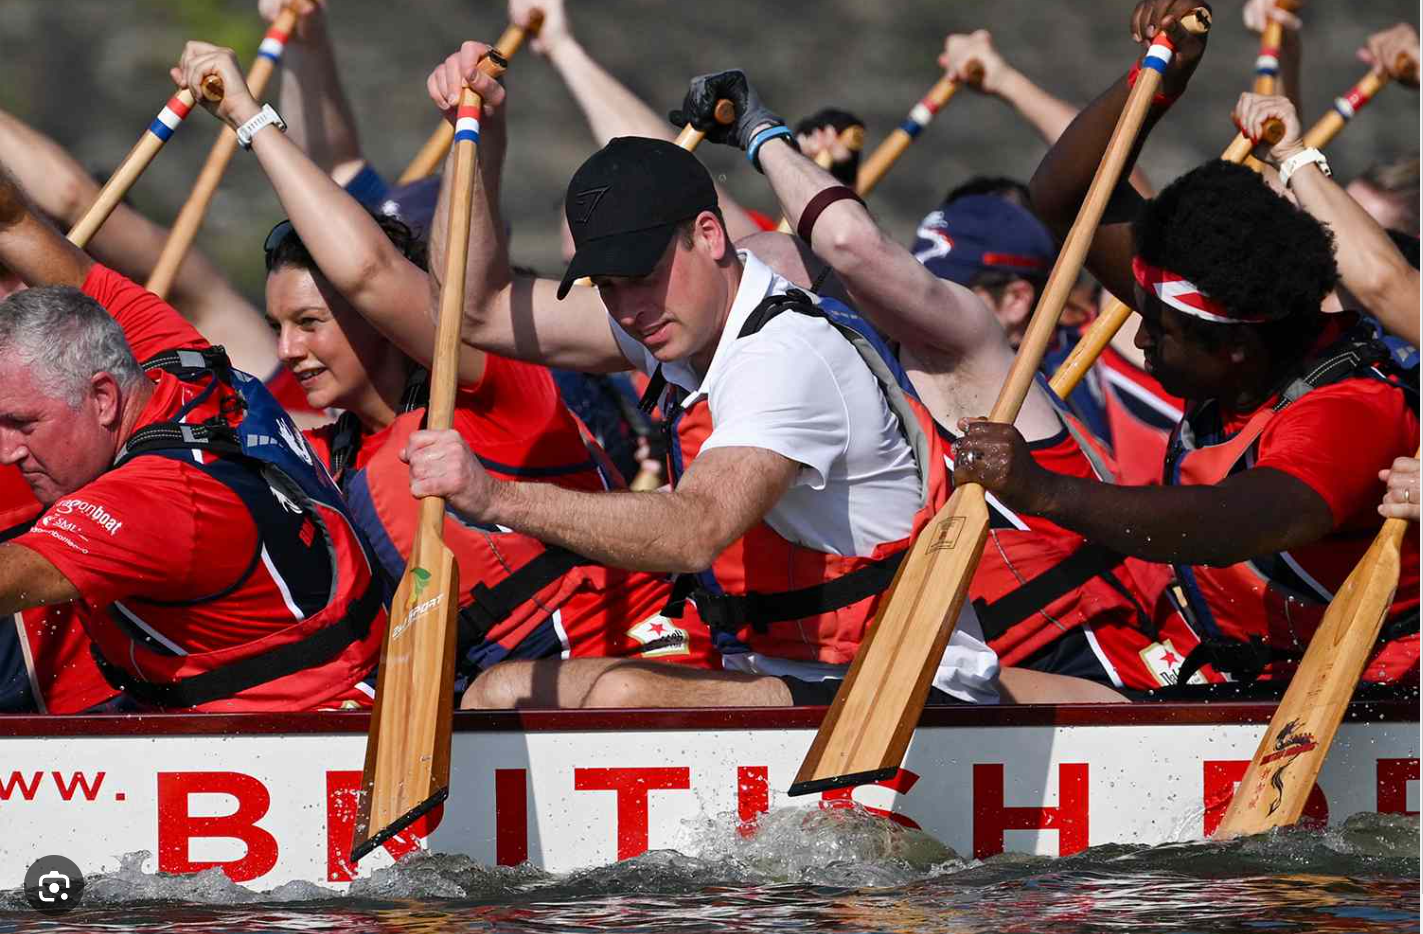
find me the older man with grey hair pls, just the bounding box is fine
[0,165,387,713]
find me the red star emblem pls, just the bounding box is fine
[649,622,665,635]
[1161,650,1179,666]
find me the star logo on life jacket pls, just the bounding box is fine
[276,416,313,466]
[626,614,690,658]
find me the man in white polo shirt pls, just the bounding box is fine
[407,39,997,706]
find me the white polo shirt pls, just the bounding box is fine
[608,250,999,703]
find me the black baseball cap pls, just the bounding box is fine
[557,137,718,299]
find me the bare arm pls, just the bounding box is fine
[266,0,369,185]
[425,41,629,373]
[941,31,1153,195]
[407,427,798,573]
[0,545,80,616]
[178,41,484,382]
[955,421,1335,565]
[0,162,92,288]
[0,108,278,375]
[1236,92,1419,345]
[514,0,761,240]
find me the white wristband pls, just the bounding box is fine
[236,103,287,150]
[1277,148,1330,189]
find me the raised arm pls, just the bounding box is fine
[263,0,369,186]
[509,0,762,241]
[175,41,484,382]
[424,40,630,373]
[1242,0,1304,115]
[941,29,1153,195]
[1235,92,1420,345]
[0,107,278,375]
[1028,0,1210,306]
[0,162,92,289]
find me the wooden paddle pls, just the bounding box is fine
[571,99,735,290]
[350,49,509,864]
[1251,0,1299,95]
[1214,447,1418,837]
[1048,117,1284,400]
[145,4,302,299]
[67,77,225,250]
[396,11,544,186]
[1303,54,1417,150]
[856,62,983,198]
[790,10,1211,797]
[776,125,865,232]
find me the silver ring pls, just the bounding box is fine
[964,450,976,467]
[1405,488,1412,504]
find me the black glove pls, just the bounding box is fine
[669,69,783,150]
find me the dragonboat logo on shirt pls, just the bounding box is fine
[49,499,123,536]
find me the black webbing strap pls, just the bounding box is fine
[458,546,592,639]
[91,580,382,709]
[688,551,906,634]
[971,542,1127,642]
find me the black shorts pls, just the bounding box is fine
[780,676,968,707]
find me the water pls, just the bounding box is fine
[3,809,1416,933]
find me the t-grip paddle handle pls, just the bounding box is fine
[1302,53,1413,150]
[673,98,736,149]
[855,58,983,198]
[67,76,225,250]
[396,13,546,185]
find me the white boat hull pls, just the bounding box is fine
[1,702,1415,889]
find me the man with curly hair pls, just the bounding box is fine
[953,0,1420,692]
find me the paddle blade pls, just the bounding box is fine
[1214,518,1407,838]
[350,523,460,863]
[790,484,991,796]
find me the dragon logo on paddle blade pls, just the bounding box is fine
[1259,718,1318,816]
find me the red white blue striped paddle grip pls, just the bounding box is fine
[68,76,224,249]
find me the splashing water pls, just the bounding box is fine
[0,811,1414,933]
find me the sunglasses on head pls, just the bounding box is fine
[263,219,296,271]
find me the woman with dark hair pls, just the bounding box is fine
[174,41,715,704]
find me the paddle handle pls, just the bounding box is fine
[1301,58,1411,150]
[856,61,982,198]
[145,5,301,299]
[67,78,225,249]
[672,98,736,149]
[995,13,1208,423]
[396,13,545,185]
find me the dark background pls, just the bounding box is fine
[1,0,1417,299]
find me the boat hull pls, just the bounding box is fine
[0,702,1415,888]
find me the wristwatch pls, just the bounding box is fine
[1277,148,1331,189]
[236,104,287,150]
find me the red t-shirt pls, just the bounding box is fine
[0,464,40,534]
[1222,373,1420,615]
[12,266,374,708]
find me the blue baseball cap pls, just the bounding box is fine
[376,176,442,238]
[911,194,1055,286]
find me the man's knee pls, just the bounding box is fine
[461,661,534,709]
[581,666,661,708]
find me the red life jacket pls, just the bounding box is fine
[1164,325,1419,684]
[1095,345,1183,486]
[932,385,1177,690]
[645,291,952,665]
[319,367,715,677]
[86,348,386,711]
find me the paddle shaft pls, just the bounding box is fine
[352,52,509,864]
[145,5,301,299]
[1048,117,1282,400]
[1214,447,1417,837]
[790,11,1211,798]
[67,78,225,249]
[777,125,865,232]
[395,11,544,186]
[856,62,982,197]
[1251,0,1298,95]
[1302,55,1415,150]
